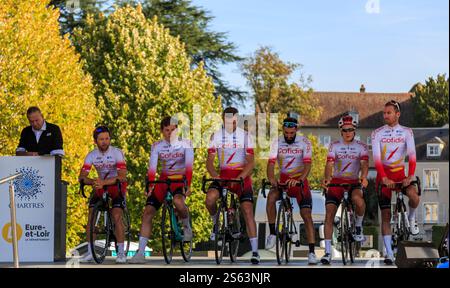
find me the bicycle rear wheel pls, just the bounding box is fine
[181,212,193,262]
[90,204,111,264]
[229,203,241,262]
[285,210,294,263]
[275,203,287,265]
[161,203,174,264]
[214,206,226,264]
[348,210,357,264]
[340,206,349,265]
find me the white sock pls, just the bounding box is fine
[325,239,332,254]
[138,236,149,255]
[383,235,393,256]
[87,242,93,256]
[355,215,364,227]
[408,207,416,221]
[117,243,124,256]
[250,237,258,253]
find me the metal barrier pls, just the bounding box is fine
[0,173,22,268]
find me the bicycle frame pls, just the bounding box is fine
[146,175,188,241]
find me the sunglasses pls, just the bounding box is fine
[388,100,401,112]
[95,127,109,134]
[341,128,356,133]
[283,122,298,128]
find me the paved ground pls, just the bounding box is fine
[0,256,395,268]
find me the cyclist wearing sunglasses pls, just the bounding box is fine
[205,107,260,264]
[371,100,419,265]
[79,125,128,264]
[320,113,369,265]
[266,117,318,265]
[130,116,194,264]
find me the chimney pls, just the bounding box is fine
[360,84,366,93]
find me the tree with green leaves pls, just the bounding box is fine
[241,46,325,191]
[73,4,221,250]
[115,0,245,106]
[0,0,99,250]
[411,74,449,127]
[48,0,111,35]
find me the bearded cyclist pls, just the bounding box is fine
[372,100,420,265]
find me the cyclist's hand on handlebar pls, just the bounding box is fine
[382,177,395,189]
[145,184,154,197]
[402,176,414,188]
[286,178,299,189]
[321,179,330,189]
[360,177,368,188]
[93,178,104,190]
[185,187,192,197]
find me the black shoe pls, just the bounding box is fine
[320,253,331,265]
[251,252,260,264]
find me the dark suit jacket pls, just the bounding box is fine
[17,122,64,155]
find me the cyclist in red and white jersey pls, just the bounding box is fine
[372,100,420,265]
[320,114,369,265]
[266,117,318,265]
[79,126,128,264]
[205,107,260,264]
[130,117,194,264]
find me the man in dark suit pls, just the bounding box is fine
[16,107,65,156]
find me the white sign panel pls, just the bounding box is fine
[0,156,55,262]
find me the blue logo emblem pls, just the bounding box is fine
[13,167,45,200]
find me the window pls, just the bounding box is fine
[319,135,331,148]
[423,169,439,190]
[423,203,439,224]
[427,144,442,157]
[367,136,372,150]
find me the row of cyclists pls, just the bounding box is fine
[79,100,420,266]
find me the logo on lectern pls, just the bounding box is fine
[13,167,45,201]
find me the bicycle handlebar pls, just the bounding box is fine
[145,175,188,195]
[261,179,304,198]
[79,179,122,198]
[201,176,244,194]
[379,176,421,195]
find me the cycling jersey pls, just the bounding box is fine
[371,124,416,179]
[207,127,255,171]
[82,146,127,180]
[326,139,369,180]
[81,146,127,200]
[268,134,312,178]
[147,138,193,186]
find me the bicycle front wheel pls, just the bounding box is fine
[214,206,226,264]
[340,206,349,265]
[89,204,111,264]
[229,204,241,262]
[161,203,174,264]
[275,203,287,265]
[181,212,193,262]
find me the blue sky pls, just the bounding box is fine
[192,0,449,112]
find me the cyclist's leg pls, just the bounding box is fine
[379,184,393,256]
[205,185,220,217]
[173,192,188,219]
[324,184,341,255]
[405,184,420,216]
[110,186,126,244]
[351,188,366,223]
[266,186,280,233]
[297,180,315,258]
